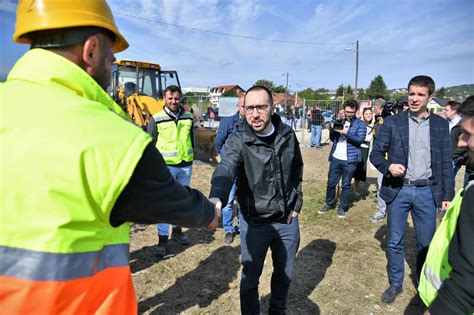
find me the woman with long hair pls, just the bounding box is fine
[353,107,374,195]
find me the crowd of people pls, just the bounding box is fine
[1,1,472,314]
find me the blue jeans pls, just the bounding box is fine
[157,165,193,236]
[325,158,357,210]
[239,213,300,315]
[310,124,323,147]
[386,185,436,287]
[223,181,240,233]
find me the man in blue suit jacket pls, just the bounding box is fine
[318,100,366,218]
[370,75,454,304]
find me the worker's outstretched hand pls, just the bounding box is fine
[206,198,222,231]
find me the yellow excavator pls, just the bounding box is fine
[110,59,217,163]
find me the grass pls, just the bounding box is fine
[130,145,465,314]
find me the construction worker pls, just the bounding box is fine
[418,96,474,314]
[147,85,195,256]
[0,1,219,314]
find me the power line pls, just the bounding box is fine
[306,50,347,72]
[114,12,352,46]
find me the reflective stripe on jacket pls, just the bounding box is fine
[153,110,194,165]
[0,49,151,314]
[418,187,464,306]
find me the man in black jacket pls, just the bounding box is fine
[210,85,303,314]
[445,101,466,178]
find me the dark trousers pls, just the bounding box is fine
[325,157,357,210]
[239,213,300,315]
[386,185,436,287]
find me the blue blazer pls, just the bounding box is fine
[369,110,455,207]
[328,118,366,163]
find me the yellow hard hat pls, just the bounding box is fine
[13,0,129,53]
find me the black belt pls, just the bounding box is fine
[403,178,435,187]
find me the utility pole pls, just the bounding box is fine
[355,40,359,99]
[345,41,360,99]
[283,72,289,108]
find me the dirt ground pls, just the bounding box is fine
[130,130,464,314]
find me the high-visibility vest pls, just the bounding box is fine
[0,49,151,314]
[418,182,470,307]
[153,110,194,165]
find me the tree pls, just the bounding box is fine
[183,91,199,105]
[357,88,368,100]
[335,84,353,99]
[298,88,314,100]
[366,75,388,99]
[298,88,330,101]
[253,79,288,93]
[390,91,406,100]
[273,85,288,93]
[336,84,344,97]
[314,88,330,100]
[436,87,446,98]
[254,79,274,91]
[222,89,238,97]
[346,85,354,99]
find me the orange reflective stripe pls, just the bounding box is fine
[0,266,136,315]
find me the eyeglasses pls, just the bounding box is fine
[243,104,271,114]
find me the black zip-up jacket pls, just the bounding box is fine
[210,115,303,222]
[451,122,467,165]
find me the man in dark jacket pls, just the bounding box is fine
[310,106,324,148]
[214,95,244,243]
[370,75,455,304]
[445,101,466,178]
[210,85,303,314]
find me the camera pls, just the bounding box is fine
[381,101,396,118]
[332,118,346,131]
[396,98,408,111]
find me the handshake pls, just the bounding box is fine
[205,197,222,231]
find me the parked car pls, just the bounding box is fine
[322,111,335,129]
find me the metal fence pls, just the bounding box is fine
[183,94,212,115]
[303,99,344,114]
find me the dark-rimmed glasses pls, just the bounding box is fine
[244,104,270,114]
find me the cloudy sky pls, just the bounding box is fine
[1,0,473,91]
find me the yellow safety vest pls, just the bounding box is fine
[418,184,468,307]
[153,109,194,165]
[0,49,151,314]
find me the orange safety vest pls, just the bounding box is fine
[0,49,151,314]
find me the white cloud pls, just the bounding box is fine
[0,0,16,13]
[107,0,473,89]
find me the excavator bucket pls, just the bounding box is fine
[194,127,218,165]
